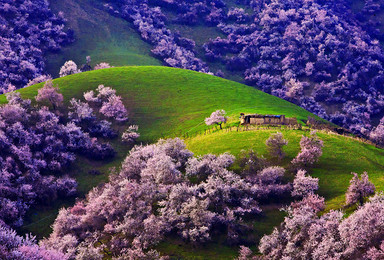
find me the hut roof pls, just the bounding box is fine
[242,114,284,118]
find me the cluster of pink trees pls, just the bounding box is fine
[0,0,73,93]
[0,82,132,228]
[0,222,67,260]
[84,84,128,122]
[101,0,384,137]
[292,131,324,168]
[59,58,114,78]
[259,190,383,259]
[42,138,292,258]
[35,80,64,110]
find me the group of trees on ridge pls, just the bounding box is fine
[0,0,73,93]
[0,82,136,231]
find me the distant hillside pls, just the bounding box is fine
[45,0,161,77]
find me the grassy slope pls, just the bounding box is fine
[0,67,320,243]
[186,130,384,210]
[0,66,319,241]
[2,66,383,259]
[0,66,320,142]
[46,0,161,77]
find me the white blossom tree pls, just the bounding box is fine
[205,109,227,129]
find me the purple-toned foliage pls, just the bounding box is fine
[292,131,323,168]
[235,246,259,260]
[259,193,384,259]
[246,166,292,200]
[291,169,319,198]
[122,125,140,144]
[201,0,384,135]
[83,84,129,122]
[205,109,227,129]
[266,132,288,160]
[0,0,72,92]
[35,80,64,110]
[98,0,384,135]
[59,61,80,78]
[370,116,384,146]
[42,138,291,258]
[366,241,384,260]
[100,95,128,122]
[26,75,52,88]
[94,62,113,70]
[345,172,376,206]
[0,223,67,260]
[0,85,122,226]
[104,0,210,73]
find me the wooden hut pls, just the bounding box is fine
[240,113,297,125]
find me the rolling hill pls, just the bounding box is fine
[2,66,383,259]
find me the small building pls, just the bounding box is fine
[240,113,297,125]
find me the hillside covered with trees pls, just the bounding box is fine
[2,0,384,259]
[0,67,382,259]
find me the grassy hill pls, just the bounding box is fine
[2,66,383,259]
[0,66,320,241]
[0,66,321,141]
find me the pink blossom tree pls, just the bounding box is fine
[26,75,52,87]
[370,117,384,147]
[292,131,323,168]
[291,169,319,198]
[366,241,384,260]
[59,61,80,77]
[122,125,140,144]
[236,246,258,260]
[94,62,113,70]
[266,132,288,160]
[0,223,67,260]
[260,193,384,259]
[205,109,227,129]
[99,95,128,122]
[43,138,292,257]
[345,172,375,206]
[35,80,63,110]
